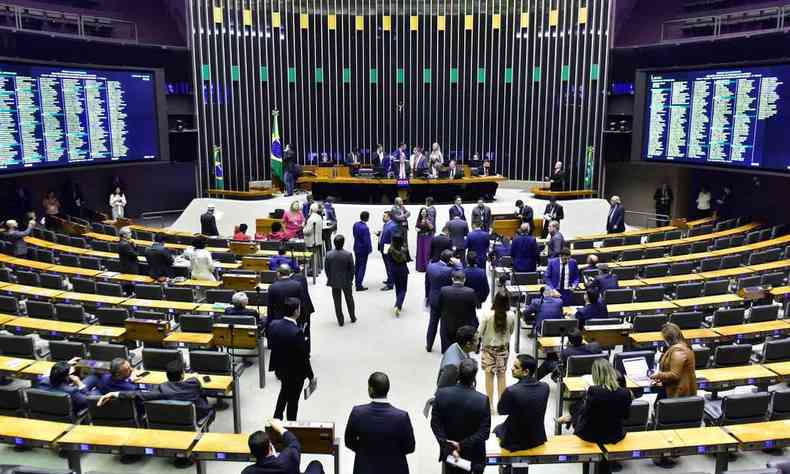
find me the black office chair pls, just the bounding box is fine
[513,272,540,285]
[611,267,637,280]
[699,258,722,273]
[102,259,120,273]
[642,264,669,278]
[212,252,237,264]
[762,272,785,288]
[258,271,277,285]
[745,231,762,244]
[747,252,767,266]
[133,310,168,321]
[0,295,19,315]
[142,348,183,371]
[620,249,643,261]
[25,388,86,423]
[79,256,102,271]
[632,314,668,333]
[675,282,703,299]
[26,301,55,320]
[759,229,773,241]
[704,279,730,296]
[623,399,650,432]
[711,237,731,251]
[670,244,691,257]
[133,231,155,242]
[55,304,93,323]
[647,232,666,243]
[691,241,709,253]
[694,347,711,369]
[90,240,110,252]
[54,234,70,246]
[603,288,633,304]
[634,286,665,302]
[669,311,704,329]
[87,395,142,427]
[36,250,54,264]
[762,248,783,262]
[96,282,124,297]
[57,254,80,267]
[737,275,763,291]
[134,284,164,300]
[70,237,88,249]
[70,277,95,294]
[49,341,86,361]
[602,238,624,248]
[653,396,704,429]
[16,270,40,287]
[0,379,28,416]
[41,230,55,242]
[94,307,129,327]
[88,343,130,362]
[624,235,643,245]
[206,289,235,304]
[207,238,228,248]
[762,339,790,363]
[566,354,607,377]
[665,230,683,240]
[704,392,770,426]
[144,400,214,432]
[644,248,666,259]
[721,255,742,269]
[540,319,578,338]
[750,305,780,323]
[670,262,694,276]
[713,344,753,367]
[573,240,595,250]
[613,350,656,375]
[165,287,195,303]
[189,351,232,375]
[216,315,257,326]
[710,308,745,327]
[0,334,37,358]
[770,389,790,421]
[0,267,11,282]
[179,314,214,333]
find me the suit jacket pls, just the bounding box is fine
[325,249,355,289]
[345,402,416,474]
[449,205,466,221]
[379,221,398,253]
[439,284,479,338]
[463,266,489,307]
[517,205,534,225]
[431,385,491,471]
[390,206,411,231]
[544,257,580,290]
[543,203,564,222]
[4,226,33,257]
[437,343,469,387]
[573,386,632,445]
[240,430,302,474]
[510,234,538,272]
[266,278,304,327]
[118,240,139,274]
[353,221,373,255]
[547,232,566,258]
[268,255,300,273]
[267,318,314,381]
[525,296,564,335]
[447,219,469,250]
[429,234,452,262]
[424,261,454,308]
[85,373,140,394]
[655,343,697,398]
[200,212,219,236]
[606,204,625,233]
[496,377,550,451]
[448,166,463,180]
[471,206,492,232]
[145,243,174,279]
[39,381,89,413]
[594,274,619,292]
[465,230,490,268]
[119,378,211,419]
[393,160,411,179]
[574,302,608,329]
[301,202,312,219]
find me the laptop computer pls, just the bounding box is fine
[622,357,653,387]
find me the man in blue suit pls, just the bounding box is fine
[466,223,490,269]
[353,211,372,291]
[269,247,301,273]
[606,195,625,234]
[449,196,466,221]
[544,248,580,305]
[593,263,619,292]
[378,211,398,291]
[345,372,415,474]
[574,288,608,329]
[524,287,565,335]
[301,194,314,219]
[510,223,539,272]
[243,419,324,474]
[463,251,489,308]
[388,143,407,177]
[84,357,141,394]
[424,250,455,352]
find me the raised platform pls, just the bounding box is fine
[206,188,273,200]
[530,187,597,200]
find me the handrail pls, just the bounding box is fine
[0,2,138,43]
[661,3,790,42]
[624,209,668,229]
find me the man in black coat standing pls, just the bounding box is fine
[439,271,479,353]
[324,234,356,326]
[266,265,304,334]
[345,372,415,474]
[117,227,139,296]
[429,225,453,263]
[200,204,219,236]
[494,354,550,451]
[431,359,491,474]
[145,233,174,282]
[268,297,315,421]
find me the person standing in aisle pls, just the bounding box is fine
[109,186,126,220]
[325,234,356,326]
[388,234,411,317]
[352,211,372,291]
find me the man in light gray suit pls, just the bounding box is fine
[547,220,566,258]
[325,234,356,326]
[3,218,36,257]
[389,196,411,242]
[446,215,469,260]
[470,198,492,232]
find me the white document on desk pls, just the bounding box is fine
[445,455,472,472]
[622,357,652,387]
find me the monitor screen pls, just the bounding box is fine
[0,60,161,174]
[634,63,790,173]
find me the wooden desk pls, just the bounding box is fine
[98,272,155,284]
[564,375,641,397]
[748,259,790,272]
[641,223,760,250]
[770,286,790,299]
[763,361,790,378]
[582,324,632,348]
[725,420,790,451]
[672,294,744,309]
[0,313,18,326]
[18,360,55,379]
[175,279,223,288]
[638,274,704,285]
[0,415,72,447]
[696,365,780,391]
[191,432,251,461]
[486,435,602,466]
[713,320,790,340]
[8,258,53,270]
[0,355,34,376]
[46,264,103,277]
[215,262,243,270]
[76,324,127,342]
[121,298,199,312]
[629,328,720,347]
[575,225,677,242]
[163,331,214,347]
[4,283,64,299]
[134,371,232,394]
[607,300,677,314]
[58,424,197,457]
[4,317,88,337]
[698,267,757,279]
[614,279,646,287]
[54,291,128,306]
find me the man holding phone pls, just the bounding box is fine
[243,419,324,474]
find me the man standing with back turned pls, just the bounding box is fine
[353,211,372,291]
[325,234,356,326]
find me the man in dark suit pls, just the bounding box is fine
[465,224,489,269]
[523,287,564,336]
[378,211,398,291]
[345,372,416,474]
[429,225,453,263]
[594,263,619,292]
[431,359,491,474]
[463,252,489,309]
[544,248,580,305]
[145,234,174,282]
[243,419,324,474]
[546,161,567,191]
[470,199,492,232]
[117,227,139,295]
[447,160,462,180]
[200,205,219,236]
[535,327,602,380]
[448,196,465,221]
[325,234,356,326]
[510,223,539,272]
[494,354,549,451]
[574,288,608,329]
[542,198,564,238]
[266,265,304,333]
[606,195,625,234]
[390,197,411,241]
[98,359,212,420]
[268,247,301,273]
[283,144,297,197]
[353,211,372,291]
[515,200,534,233]
[425,250,456,352]
[447,215,469,260]
[546,220,566,258]
[267,297,315,421]
[40,361,90,412]
[439,271,479,353]
[225,291,261,318]
[85,357,141,394]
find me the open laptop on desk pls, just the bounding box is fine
[622,357,653,387]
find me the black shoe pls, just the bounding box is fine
[338,320,344,327]
[350,316,357,323]
[356,286,368,291]
[426,346,432,353]
[214,399,229,410]
[120,454,143,464]
[380,286,392,291]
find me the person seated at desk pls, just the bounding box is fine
[523,287,564,336]
[574,287,608,329]
[40,360,91,413]
[233,223,251,241]
[494,354,549,451]
[269,247,301,273]
[257,222,289,241]
[98,359,212,421]
[535,327,602,381]
[594,263,619,292]
[225,291,260,318]
[84,357,141,394]
[544,248,580,305]
[447,159,462,179]
[145,233,174,283]
[243,418,324,474]
[189,236,216,281]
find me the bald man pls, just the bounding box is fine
[606,196,625,234]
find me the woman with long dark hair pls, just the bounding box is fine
[387,233,411,317]
[479,290,516,411]
[414,207,434,272]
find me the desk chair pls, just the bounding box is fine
[770,224,786,239]
[762,272,785,288]
[0,295,19,314]
[58,254,79,267]
[133,230,154,242]
[653,396,704,429]
[762,248,783,262]
[96,282,123,297]
[79,256,102,271]
[632,314,668,333]
[669,311,704,329]
[25,388,86,423]
[704,392,770,426]
[748,252,768,266]
[102,224,118,236]
[213,252,237,264]
[670,262,694,276]
[0,334,37,358]
[541,319,578,338]
[691,241,709,254]
[670,244,691,257]
[102,259,120,273]
[144,400,214,432]
[133,310,168,321]
[54,234,70,246]
[55,304,93,324]
[142,348,183,371]
[0,379,28,416]
[71,277,95,294]
[32,227,45,239]
[244,290,267,307]
[513,272,540,285]
[165,286,194,303]
[604,288,633,305]
[90,240,110,252]
[731,236,745,247]
[611,267,638,280]
[623,399,650,432]
[566,354,607,377]
[713,344,753,367]
[689,225,713,237]
[573,240,594,250]
[49,341,86,361]
[647,232,666,243]
[108,242,120,254]
[581,268,600,282]
[745,231,762,245]
[179,314,214,333]
[134,284,164,300]
[259,271,277,285]
[26,301,55,320]
[642,264,669,278]
[634,286,665,302]
[694,347,711,369]
[721,255,742,269]
[710,308,745,327]
[216,315,257,326]
[41,230,55,242]
[762,339,790,363]
[207,237,228,248]
[711,237,731,251]
[624,235,643,245]
[206,289,234,304]
[0,267,11,283]
[88,343,131,363]
[704,279,730,296]
[16,270,40,287]
[699,258,722,272]
[602,238,624,248]
[613,350,656,375]
[189,351,231,375]
[644,248,666,259]
[759,229,773,242]
[596,252,614,264]
[738,275,763,291]
[94,307,128,327]
[770,389,790,420]
[675,282,703,299]
[749,305,779,323]
[70,237,87,249]
[620,249,643,261]
[87,395,142,427]
[36,250,54,264]
[666,230,683,240]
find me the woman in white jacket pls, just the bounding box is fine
[189,237,216,281]
[109,187,126,220]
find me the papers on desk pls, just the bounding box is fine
[304,377,318,400]
[622,357,652,387]
[445,455,472,472]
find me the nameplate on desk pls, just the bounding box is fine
[697,446,706,454]
[216,452,226,460]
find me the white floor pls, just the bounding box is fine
[3,187,784,474]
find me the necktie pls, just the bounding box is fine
[560,263,566,290]
[399,161,405,179]
[609,206,615,223]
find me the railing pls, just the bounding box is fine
[0,3,138,43]
[624,209,668,229]
[661,4,789,42]
[140,209,184,228]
